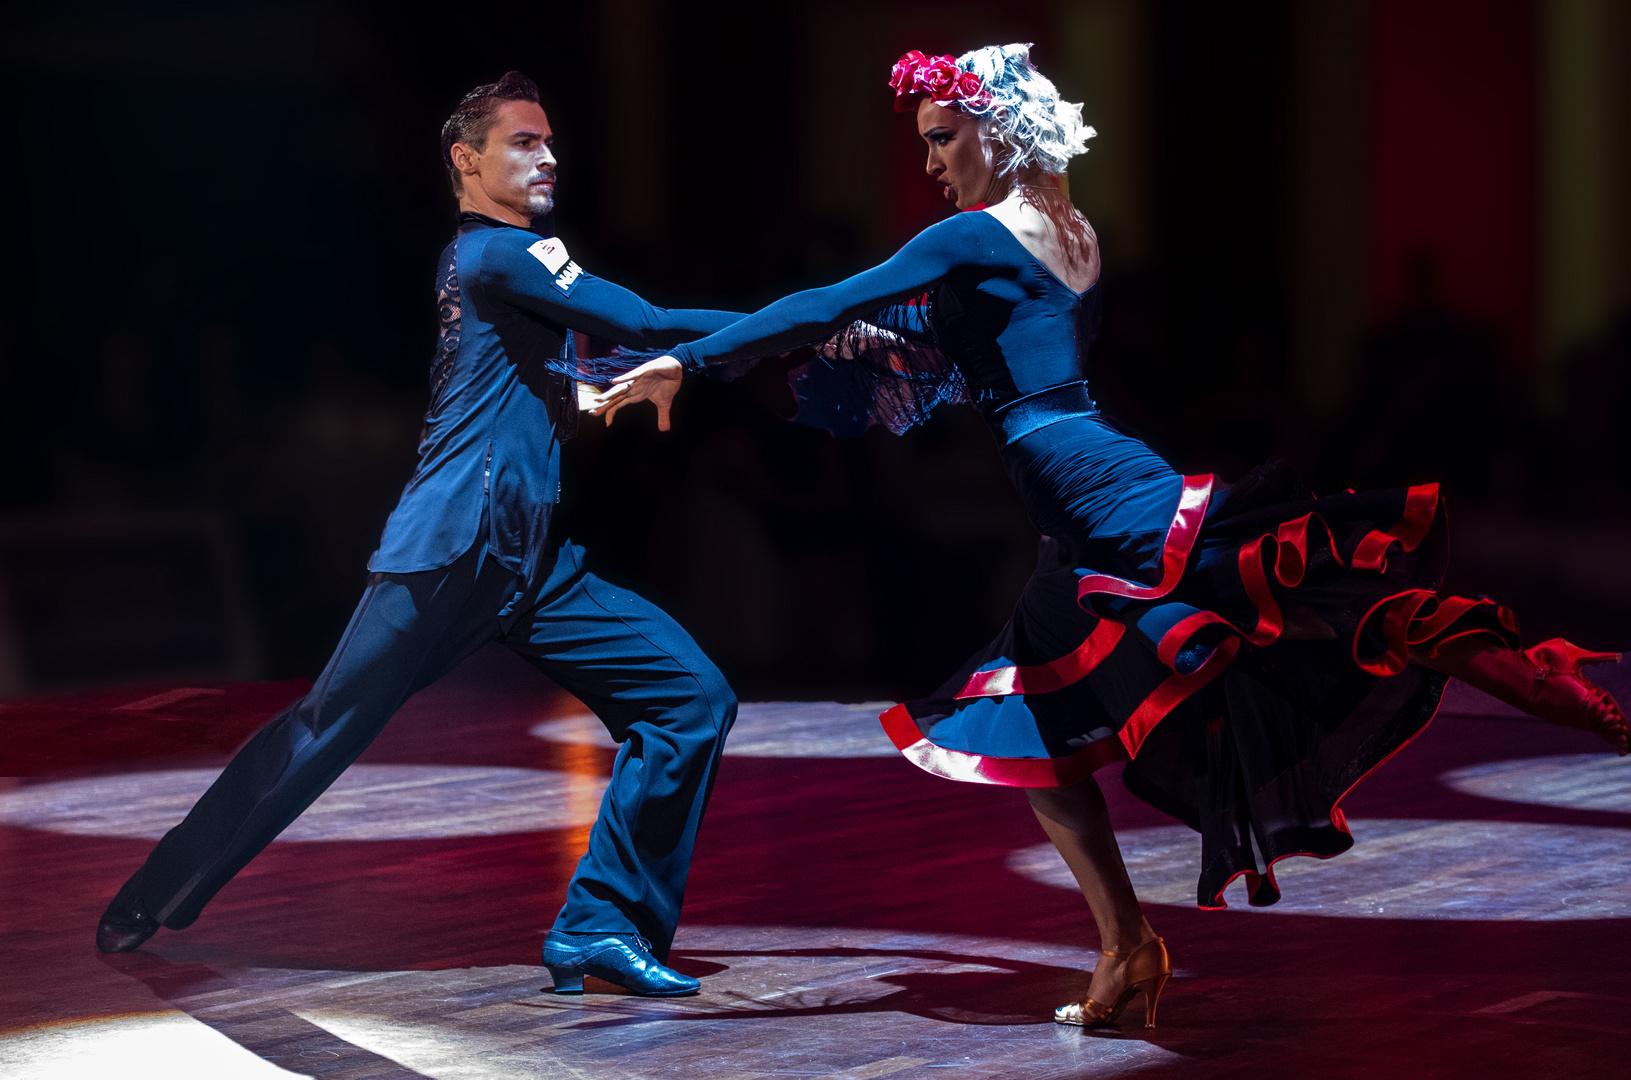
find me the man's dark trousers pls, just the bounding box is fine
[124,519,736,961]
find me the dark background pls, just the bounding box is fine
[1,0,1628,699]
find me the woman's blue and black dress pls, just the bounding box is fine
[578,208,1519,909]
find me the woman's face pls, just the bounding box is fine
[917,99,993,210]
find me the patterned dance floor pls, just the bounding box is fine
[2,647,1628,1079]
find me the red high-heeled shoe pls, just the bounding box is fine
[1520,639,1627,756]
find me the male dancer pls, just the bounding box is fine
[97,72,738,996]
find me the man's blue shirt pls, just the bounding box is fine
[370,214,739,580]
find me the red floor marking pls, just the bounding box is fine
[112,687,227,712]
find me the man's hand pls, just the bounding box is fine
[586,356,684,430]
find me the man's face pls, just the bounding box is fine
[457,99,557,218]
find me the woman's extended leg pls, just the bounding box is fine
[1027,777,1167,1024]
[1413,637,1628,755]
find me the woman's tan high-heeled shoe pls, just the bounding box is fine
[1054,936,1171,1029]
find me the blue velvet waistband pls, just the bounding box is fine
[990,381,1098,445]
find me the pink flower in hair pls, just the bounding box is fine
[889,51,928,96]
[889,49,990,113]
[955,71,992,110]
[919,56,959,97]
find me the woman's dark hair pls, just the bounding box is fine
[440,71,540,195]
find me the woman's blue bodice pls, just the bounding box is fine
[671,208,1184,579]
[674,210,1102,409]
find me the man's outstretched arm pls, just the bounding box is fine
[479,231,742,348]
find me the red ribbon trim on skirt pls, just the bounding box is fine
[1353,589,1518,676]
[1349,483,1439,572]
[1234,484,1448,654]
[952,473,1214,703]
[1074,475,1215,602]
[952,618,1127,699]
[879,702,1129,787]
[1236,513,1327,645]
[1119,634,1241,758]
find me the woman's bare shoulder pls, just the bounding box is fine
[984,194,1099,291]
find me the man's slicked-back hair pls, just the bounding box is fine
[440,71,541,195]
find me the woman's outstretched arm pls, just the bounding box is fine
[680,214,977,370]
[590,213,983,424]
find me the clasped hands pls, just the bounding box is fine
[585,356,683,430]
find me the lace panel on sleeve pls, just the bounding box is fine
[427,243,461,411]
[789,295,969,437]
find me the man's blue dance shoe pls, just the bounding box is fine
[542,930,701,996]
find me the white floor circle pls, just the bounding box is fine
[529,700,901,758]
[0,765,609,841]
[42,927,1179,1079]
[1439,754,1631,814]
[1008,818,1631,920]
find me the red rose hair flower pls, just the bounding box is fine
[955,71,992,110]
[889,50,991,113]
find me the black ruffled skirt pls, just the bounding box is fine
[880,448,1517,909]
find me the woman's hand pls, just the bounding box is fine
[586,356,684,430]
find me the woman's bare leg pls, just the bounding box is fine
[1027,777,1157,1002]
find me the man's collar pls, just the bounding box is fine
[457,209,555,236]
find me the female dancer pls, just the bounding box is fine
[586,44,1628,1029]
